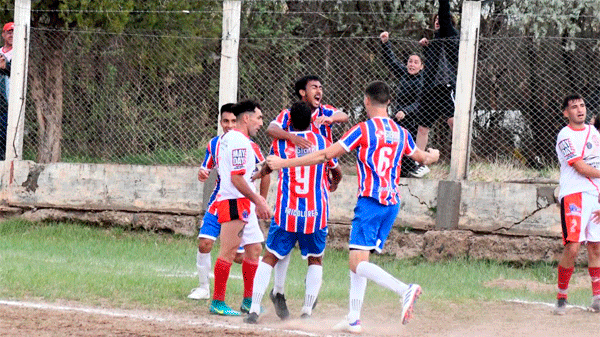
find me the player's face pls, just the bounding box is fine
[247,107,264,137]
[563,98,586,127]
[220,112,236,133]
[301,80,323,109]
[406,55,423,75]
[2,29,13,46]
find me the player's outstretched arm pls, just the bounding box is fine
[410,148,440,166]
[266,123,313,149]
[572,160,600,179]
[267,142,346,170]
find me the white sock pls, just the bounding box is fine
[250,262,273,314]
[347,271,367,322]
[273,253,291,295]
[197,251,211,289]
[355,261,408,295]
[302,264,323,315]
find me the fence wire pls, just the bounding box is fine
[21,23,600,181]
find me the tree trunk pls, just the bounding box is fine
[30,43,64,163]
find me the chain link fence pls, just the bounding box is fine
[19,6,600,182]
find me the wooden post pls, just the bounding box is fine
[449,0,481,180]
[5,0,31,160]
[202,0,241,211]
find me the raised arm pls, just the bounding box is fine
[266,122,313,149]
[380,31,407,79]
[438,0,458,38]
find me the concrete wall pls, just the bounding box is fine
[0,160,567,262]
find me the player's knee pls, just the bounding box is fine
[243,243,262,261]
[198,238,214,253]
[233,252,244,264]
[307,256,322,266]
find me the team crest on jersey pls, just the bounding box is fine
[232,148,247,166]
[566,203,582,217]
[558,139,576,159]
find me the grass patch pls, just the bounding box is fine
[0,220,589,313]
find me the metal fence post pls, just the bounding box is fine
[202,0,241,212]
[5,0,31,161]
[449,0,481,181]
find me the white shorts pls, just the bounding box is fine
[240,204,265,246]
[560,191,600,245]
[198,203,264,249]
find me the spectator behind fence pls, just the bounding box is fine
[414,0,460,177]
[553,94,600,316]
[380,31,424,177]
[0,21,13,161]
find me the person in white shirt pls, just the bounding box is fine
[554,93,600,315]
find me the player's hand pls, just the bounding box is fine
[251,162,272,181]
[395,111,405,120]
[197,168,210,182]
[266,155,284,170]
[427,148,440,163]
[592,210,600,224]
[315,116,334,126]
[291,134,313,149]
[419,37,429,47]
[329,181,339,192]
[255,195,272,220]
[380,31,389,43]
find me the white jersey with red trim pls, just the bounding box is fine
[215,129,257,201]
[556,124,600,199]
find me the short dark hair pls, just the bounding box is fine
[220,103,235,116]
[294,75,321,99]
[562,94,583,111]
[365,81,391,105]
[289,101,312,131]
[232,100,261,117]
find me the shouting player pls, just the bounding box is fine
[267,81,439,332]
[244,101,343,324]
[554,94,600,315]
[264,75,349,316]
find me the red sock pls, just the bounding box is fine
[557,265,574,299]
[242,259,259,298]
[589,267,600,297]
[213,258,232,301]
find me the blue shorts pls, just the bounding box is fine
[198,212,244,254]
[349,197,399,253]
[265,219,327,259]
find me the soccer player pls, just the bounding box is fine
[244,101,343,324]
[554,94,600,315]
[267,81,440,332]
[264,75,349,315]
[188,103,269,314]
[208,100,272,316]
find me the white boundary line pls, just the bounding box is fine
[505,299,588,311]
[0,300,322,337]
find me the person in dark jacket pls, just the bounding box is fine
[413,0,460,177]
[380,31,423,177]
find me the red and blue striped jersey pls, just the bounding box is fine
[203,135,265,214]
[338,116,416,205]
[271,131,338,234]
[271,104,339,142]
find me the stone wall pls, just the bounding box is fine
[0,160,573,263]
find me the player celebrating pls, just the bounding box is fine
[264,75,349,316]
[244,101,343,324]
[209,100,272,316]
[188,103,269,317]
[554,94,600,315]
[267,81,439,332]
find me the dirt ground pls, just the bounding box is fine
[2,296,600,337]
